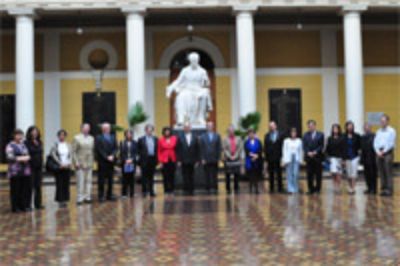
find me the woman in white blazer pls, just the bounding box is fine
[282,128,303,194]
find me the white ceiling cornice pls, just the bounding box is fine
[0,0,399,11]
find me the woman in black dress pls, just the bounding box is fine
[25,126,44,209]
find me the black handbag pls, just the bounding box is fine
[45,154,60,173]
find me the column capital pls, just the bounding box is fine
[233,5,258,14]
[342,4,368,14]
[121,6,147,15]
[8,8,35,17]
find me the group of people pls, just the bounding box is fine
[4,114,397,213]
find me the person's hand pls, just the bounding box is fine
[126,159,133,165]
[307,152,314,157]
[202,160,206,165]
[177,161,182,167]
[230,155,235,161]
[75,163,81,169]
[107,155,114,162]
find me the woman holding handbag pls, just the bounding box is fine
[119,129,138,198]
[50,129,72,208]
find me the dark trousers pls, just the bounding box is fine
[225,172,239,192]
[162,161,176,193]
[306,159,323,193]
[204,162,218,191]
[268,160,283,192]
[182,163,195,194]
[247,169,261,193]
[98,163,114,200]
[121,172,135,197]
[31,168,43,208]
[377,152,394,194]
[55,169,70,203]
[142,157,157,194]
[9,175,25,212]
[364,160,377,193]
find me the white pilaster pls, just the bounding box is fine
[342,5,367,132]
[234,5,257,117]
[122,6,146,111]
[9,8,35,131]
[320,29,339,135]
[43,32,61,154]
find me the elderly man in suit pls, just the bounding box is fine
[95,123,118,202]
[264,121,285,193]
[303,120,325,195]
[222,125,243,194]
[72,123,95,204]
[177,123,199,195]
[138,124,158,197]
[200,121,222,193]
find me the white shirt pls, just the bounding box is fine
[282,138,303,164]
[185,133,192,145]
[374,126,396,154]
[58,142,71,166]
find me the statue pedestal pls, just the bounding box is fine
[172,128,209,194]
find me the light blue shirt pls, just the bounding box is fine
[146,136,155,156]
[374,126,396,153]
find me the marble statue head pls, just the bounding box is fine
[188,52,200,67]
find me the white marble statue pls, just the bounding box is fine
[166,52,213,127]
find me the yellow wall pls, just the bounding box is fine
[339,74,400,160]
[255,30,321,67]
[0,34,44,72]
[60,32,126,71]
[337,30,399,66]
[153,75,232,136]
[60,78,128,141]
[154,77,170,136]
[256,75,323,135]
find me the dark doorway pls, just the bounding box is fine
[269,89,302,137]
[169,48,216,127]
[0,95,16,163]
[82,92,116,137]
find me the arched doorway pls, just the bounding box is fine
[169,49,216,127]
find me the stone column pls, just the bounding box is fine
[234,5,258,117]
[8,8,35,131]
[122,6,146,110]
[343,5,367,132]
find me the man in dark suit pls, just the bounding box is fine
[264,121,284,193]
[95,123,118,202]
[177,123,199,195]
[361,122,377,195]
[199,122,222,193]
[138,124,158,197]
[303,120,325,195]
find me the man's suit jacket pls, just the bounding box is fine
[72,133,95,169]
[95,134,118,167]
[177,133,199,164]
[199,132,221,164]
[263,131,284,162]
[302,131,325,162]
[222,136,243,162]
[137,135,158,166]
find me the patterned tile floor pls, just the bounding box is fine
[1,178,400,265]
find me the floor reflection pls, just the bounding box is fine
[0,179,400,265]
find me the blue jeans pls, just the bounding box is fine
[286,155,300,193]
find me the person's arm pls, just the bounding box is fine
[95,137,109,162]
[281,139,288,165]
[316,133,324,154]
[222,139,230,160]
[216,135,222,161]
[263,134,269,161]
[386,129,397,153]
[299,140,304,163]
[373,130,381,154]
[71,136,79,167]
[50,143,62,165]
[157,139,163,164]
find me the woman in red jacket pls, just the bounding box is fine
[158,127,178,195]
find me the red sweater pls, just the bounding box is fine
[157,136,178,163]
